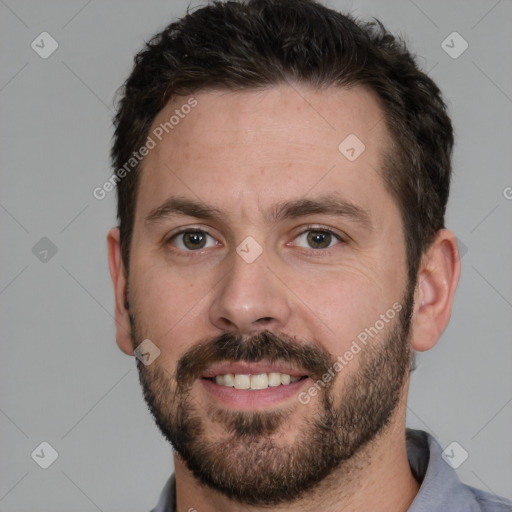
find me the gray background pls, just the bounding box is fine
[1,0,511,510]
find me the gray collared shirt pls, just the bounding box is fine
[151,428,512,511]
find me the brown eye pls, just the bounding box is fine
[182,232,206,249]
[170,230,216,251]
[294,229,341,250]
[306,231,333,249]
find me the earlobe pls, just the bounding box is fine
[410,230,461,352]
[107,227,135,356]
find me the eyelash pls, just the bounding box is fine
[165,226,346,257]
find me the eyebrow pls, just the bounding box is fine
[144,194,373,230]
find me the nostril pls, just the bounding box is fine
[220,318,235,328]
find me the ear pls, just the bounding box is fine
[107,227,134,356]
[410,229,461,352]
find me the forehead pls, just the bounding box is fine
[135,84,395,227]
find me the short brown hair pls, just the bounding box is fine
[111,0,454,285]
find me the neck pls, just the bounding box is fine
[173,403,419,512]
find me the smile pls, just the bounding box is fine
[206,372,308,390]
[199,362,312,408]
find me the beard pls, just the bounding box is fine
[131,284,415,506]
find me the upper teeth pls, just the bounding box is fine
[214,373,301,390]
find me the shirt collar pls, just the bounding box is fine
[406,429,480,511]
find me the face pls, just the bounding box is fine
[125,85,414,505]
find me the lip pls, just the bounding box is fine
[201,361,308,379]
[199,375,312,409]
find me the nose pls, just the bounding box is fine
[209,249,292,335]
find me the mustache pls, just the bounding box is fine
[175,330,335,388]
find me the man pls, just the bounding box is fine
[107,1,512,511]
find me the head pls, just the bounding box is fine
[107,0,460,506]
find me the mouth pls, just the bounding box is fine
[204,372,308,389]
[199,362,311,409]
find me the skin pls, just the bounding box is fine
[107,84,460,512]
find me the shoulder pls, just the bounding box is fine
[469,485,512,512]
[406,429,512,512]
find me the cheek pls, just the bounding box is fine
[130,258,212,349]
[289,261,403,353]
